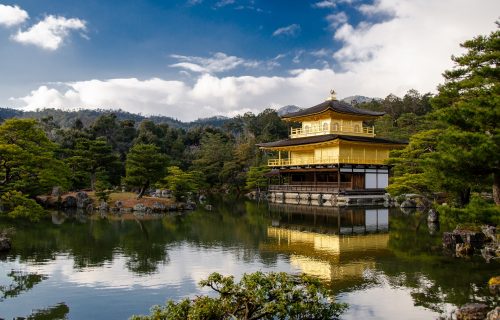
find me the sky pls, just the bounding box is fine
[0,0,498,121]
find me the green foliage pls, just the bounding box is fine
[388,26,500,206]
[124,144,168,197]
[159,166,204,200]
[94,179,112,202]
[246,166,270,191]
[131,271,347,320]
[0,118,70,196]
[1,191,46,222]
[438,195,500,225]
[431,27,500,204]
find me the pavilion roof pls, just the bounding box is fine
[282,99,385,120]
[257,134,406,149]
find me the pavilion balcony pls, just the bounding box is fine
[290,124,375,139]
[268,156,386,167]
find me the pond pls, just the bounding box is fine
[0,200,498,319]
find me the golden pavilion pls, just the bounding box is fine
[258,90,406,205]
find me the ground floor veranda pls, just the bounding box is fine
[267,164,390,193]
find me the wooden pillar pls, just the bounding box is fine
[337,168,341,189]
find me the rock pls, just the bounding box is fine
[133,204,147,212]
[161,190,170,197]
[204,204,213,211]
[400,199,417,208]
[76,192,92,209]
[443,232,463,250]
[427,209,439,223]
[488,276,500,295]
[482,225,497,243]
[481,243,500,263]
[428,222,439,235]
[0,236,12,252]
[199,195,206,203]
[51,186,62,197]
[168,204,178,211]
[115,201,123,208]
[486,307,500,320]
[152,202,166,212]
[155,189,162,197]
[61,196,77,208]
[99,201,109,211]
[456,303,489,320]
[456,243,473,256]
[454,229,486,249]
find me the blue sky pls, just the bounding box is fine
[0,0,498,120]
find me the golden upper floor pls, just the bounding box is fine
[282,92,384,139]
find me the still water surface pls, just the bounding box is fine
[0,200,498,319]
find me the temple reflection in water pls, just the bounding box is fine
[262,204,391,288]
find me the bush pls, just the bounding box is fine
[130,271,348,320]
[438,195,500,225]
[1,191,47,222]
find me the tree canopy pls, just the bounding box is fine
[131,272,347,320]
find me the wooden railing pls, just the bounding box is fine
[269,183,353,192]
[268,156,385,166]
[290,124,375,138]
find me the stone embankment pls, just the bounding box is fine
[37,190,198,213]
[442,225,499,262]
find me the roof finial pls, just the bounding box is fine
[328,89,337,101]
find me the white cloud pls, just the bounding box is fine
[272,24,301,37]
[12,15,86,50]
[313,1,336,9]
[327,0,500,97]
[170,52,260,74]
[0,4,28,27]
[326,12,348,28]
[14,69,354,121]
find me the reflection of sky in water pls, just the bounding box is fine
[0,243,297,319]
[339,272,456,320]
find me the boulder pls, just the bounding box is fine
[481,243,500,263]
[114,200,123,208]
[61,196,77,208]
[456,303,489,320]
[133,203,147,212]
[456,243,473,257]
[454,229,486,249]
[443,232,463,250]
[204,204,213,211]
[482,225,497,243]
[400,199,417,208]
[0,235,12,252]
[99,201,109,211]
[427,209,439,223]
[486,307,499,320]
[51,186,62,197]
[76,192,92,209]
[152,202,166,212]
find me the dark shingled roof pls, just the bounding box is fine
[257,134,407,148]
[282,99,385,119]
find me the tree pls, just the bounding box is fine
[0,118,69,196]
[159,166,204,201]
[246,166,270,192]
[131,272,347,320]
[431,26,500,204]
[191,132,233,186]
[124,144,168,198]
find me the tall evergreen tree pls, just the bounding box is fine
[431,26,500,204]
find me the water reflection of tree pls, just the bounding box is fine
[0,200,275,275]
[0,270,47,301]
[380,211,499,312]
[23,303,69,320]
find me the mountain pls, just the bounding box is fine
[277,105,302,116]
[0,107,231,129]
[341,95,381,105]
